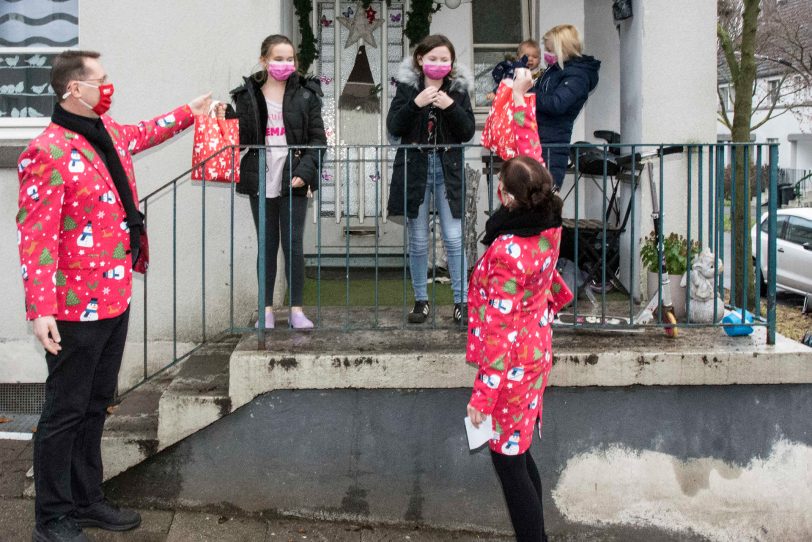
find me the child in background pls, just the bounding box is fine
[485,39,542,103]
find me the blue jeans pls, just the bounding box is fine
[407,153,468,304]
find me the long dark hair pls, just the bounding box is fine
[500,156,562,220]
[253,34,297,83]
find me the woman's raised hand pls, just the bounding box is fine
[188,92,213,116]
[512,68,533,98]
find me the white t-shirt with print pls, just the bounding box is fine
[264,100,287,199]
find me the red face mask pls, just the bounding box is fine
[77,81,115,116]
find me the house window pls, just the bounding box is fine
[719,85,731,111]
[767,78,780,106]
[0,0,78,126]
[472,0,533,110]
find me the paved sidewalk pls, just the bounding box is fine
[1,439,510,541]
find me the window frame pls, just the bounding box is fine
[0,0,79,134]
[471,0,535,114]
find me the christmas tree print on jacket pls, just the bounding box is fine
[467,229,572,455]
[17,105,194,321]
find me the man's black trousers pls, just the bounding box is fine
[34,309,129,525]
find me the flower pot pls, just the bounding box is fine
[646,271,687,320]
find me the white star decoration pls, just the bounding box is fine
[337,2,383,49]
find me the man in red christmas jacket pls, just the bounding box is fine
[16,50,212,542]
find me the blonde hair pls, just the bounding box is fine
[543,24,582,68]
[517,39,540,57]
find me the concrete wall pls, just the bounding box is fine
[104,385,812,541]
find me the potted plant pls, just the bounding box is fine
[640,231,701,319]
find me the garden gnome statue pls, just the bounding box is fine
[681,247,724,323]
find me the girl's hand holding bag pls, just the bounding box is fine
[192,101,240,183]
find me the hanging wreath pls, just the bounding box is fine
[293,0,319,74]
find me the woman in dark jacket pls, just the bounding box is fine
[386,34,476,325]
[533,24,600,190]
[228,34,326,329]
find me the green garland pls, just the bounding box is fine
[293,0,318,74]
[404,0,442,45]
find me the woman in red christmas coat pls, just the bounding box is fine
[467,68,573,542]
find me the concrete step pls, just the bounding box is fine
[157,338,239,450]
[102,370,176,479]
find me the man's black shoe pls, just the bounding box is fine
[32,516,89,542]
[70,499,141,531]
[408,300,431,323]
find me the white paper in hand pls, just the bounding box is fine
[465,415,493,450]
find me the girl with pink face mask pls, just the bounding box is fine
[386,34,476,326]
[226,34,327,330]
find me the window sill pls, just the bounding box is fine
[0,139,27,169]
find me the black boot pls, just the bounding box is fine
[70,499,141,531]
[32,516,89,542]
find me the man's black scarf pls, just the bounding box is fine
[52,104,142,266]
[481,205,562,246]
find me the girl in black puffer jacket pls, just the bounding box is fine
[227,34,326,329]
[386,34,475,325]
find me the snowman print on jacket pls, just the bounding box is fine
[102,265,125,280]
[80,298,99,322]
[501,430,521,455]
[99,190,116,204]
[68,149,85,173]
[77,222,94,248]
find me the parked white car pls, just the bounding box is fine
[751,208,812,303]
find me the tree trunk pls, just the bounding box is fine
[730,0,760,310]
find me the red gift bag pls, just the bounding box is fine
[191,112,240,183]
[481,79,541,163]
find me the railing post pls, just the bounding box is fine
[257,148,266,349]
[229,146,236,332]
[767,144,778,345]
[201,146,207,343]
[143,198,149,381]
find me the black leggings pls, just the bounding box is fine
[491,449,548,542]
[249,195,308,307]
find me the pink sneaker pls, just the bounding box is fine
[255,311,275,329]
[289,311,314,329]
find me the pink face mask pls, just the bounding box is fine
[422,62,452,80]
[544,52,558,66]
[267,62,296,81]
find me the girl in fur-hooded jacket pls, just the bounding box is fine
[386,34,476,325]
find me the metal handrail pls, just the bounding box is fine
[121,141,781,397]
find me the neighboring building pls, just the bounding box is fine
[717,0,812,170]
[0,0,717,386]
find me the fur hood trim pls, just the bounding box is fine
[395,57,474,93]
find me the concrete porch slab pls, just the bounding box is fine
[230,308,812,409]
